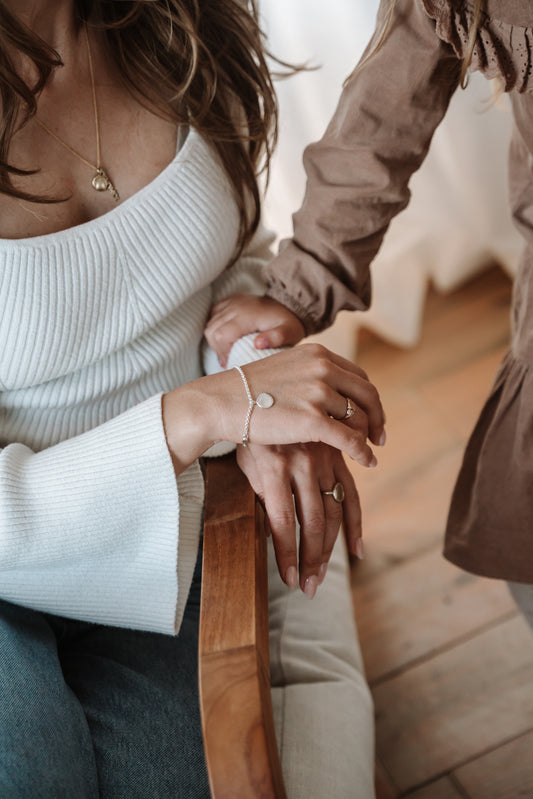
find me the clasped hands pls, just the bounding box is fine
[229,346,384,599]
[205,292,387,597]
[163,295,386,599]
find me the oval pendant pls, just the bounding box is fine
[92,171,109,192]
[256,392,274,409]
[332,483,345,503]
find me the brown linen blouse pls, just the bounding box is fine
[264,0,533,583]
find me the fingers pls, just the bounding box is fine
[254,318,305,350]
[291,462,330,597]
[237,442,362,600]
[205,294,305,366]
[286,445,351,599]
[332,374,385,447]
[261,468,300,590]
[296,480,344,598]
[204,309,251,367]
[314,413,377,469]
[309,461,362,591]
[336,458,363,559]
[302,344,386,446]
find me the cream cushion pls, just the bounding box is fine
[268,534,375,799]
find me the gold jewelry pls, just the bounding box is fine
[322,482,345,503]
[35,24,119,201]
[330,397,357,422]
[342,398,357,420]
[234,365,275,447]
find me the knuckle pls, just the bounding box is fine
[269,509,296,532]
[268,458,290,480]
[321,545,334,563]
[366,383,380,405]
[352,428,368,445]
[302,512,325,537]
[273,539,297,560]
[307,382,329,407]
[302,553,323,571]
[314,357,333,381]
[352,418,369,437]
[327,503,343,521]
[302,342,327,358]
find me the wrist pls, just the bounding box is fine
[161,382,214,473]
[162,371,245,470]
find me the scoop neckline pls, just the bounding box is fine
[0,126,197,249]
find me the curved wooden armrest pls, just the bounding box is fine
[199,454,287,799]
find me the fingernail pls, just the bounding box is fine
[379,430,387,447]
[369,454,378,468]
[255,336,269,349]
[285,565,298,590]
[355,539,365,560]
[304,575,319,600]
[318,562,328,584]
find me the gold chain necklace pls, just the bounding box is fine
[35,24,120,201]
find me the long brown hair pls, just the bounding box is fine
[350,0,484,89]
[0,0,278,252]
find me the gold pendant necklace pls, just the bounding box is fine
[35,24,120,202]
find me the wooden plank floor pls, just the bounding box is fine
[347,266,533,798]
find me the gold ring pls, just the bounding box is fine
[322,482,345,503]
[342,398,356,420]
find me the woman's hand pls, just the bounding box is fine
[162,343,385,474]
[205,293,305,366]
[237,441,364,598]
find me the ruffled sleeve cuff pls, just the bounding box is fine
[422,0,533,93]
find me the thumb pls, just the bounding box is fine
[254,321,305,350]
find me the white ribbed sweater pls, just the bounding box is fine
[0,129,276,634]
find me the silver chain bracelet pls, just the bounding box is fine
[234,365,275,446]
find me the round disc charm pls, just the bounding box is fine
[92,172,109,192]
[256,392,274,409]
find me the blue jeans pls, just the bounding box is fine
[0,547,209,798]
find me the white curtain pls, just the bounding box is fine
[259,0,520,358]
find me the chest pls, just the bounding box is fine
[0,73,178,240]
[0,132,240,391]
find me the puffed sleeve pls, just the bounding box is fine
[263,0,462,334]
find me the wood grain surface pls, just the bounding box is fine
[199,455,286,799]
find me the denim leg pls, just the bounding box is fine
[58,545,210,799]
[0,600,99,799]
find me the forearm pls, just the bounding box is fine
[264,0,461,334]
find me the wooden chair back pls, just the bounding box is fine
[199,454,287,799]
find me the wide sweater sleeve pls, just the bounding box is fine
[263,0,462,335]
[0,394,204,635]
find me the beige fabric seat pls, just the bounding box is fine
[269,534,375,798]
